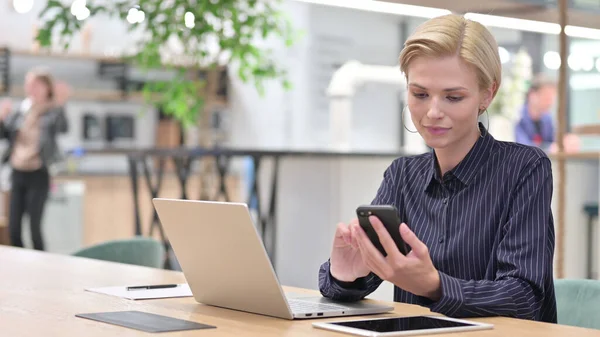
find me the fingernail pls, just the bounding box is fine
[400,223,409,233]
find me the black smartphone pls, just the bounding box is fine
[356,205,410,256]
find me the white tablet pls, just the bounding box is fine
[312,315,493,336]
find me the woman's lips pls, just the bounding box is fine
[425,126,450,135]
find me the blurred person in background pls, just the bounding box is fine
[515,73,580,152]
[0,67,70,250]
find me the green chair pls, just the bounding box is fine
[72,236,165,269]
[555,279,600,330]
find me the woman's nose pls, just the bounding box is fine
[426,99,444,119]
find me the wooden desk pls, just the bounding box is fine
[0,246,597,337]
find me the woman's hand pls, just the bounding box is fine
[329,219,371,283]
[351,216,441,300]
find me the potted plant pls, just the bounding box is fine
[35,0,299,129]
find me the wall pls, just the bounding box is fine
[227,1,405,152]
[226,1,307,149]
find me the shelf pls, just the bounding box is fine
[0,47,230,105]
[12,48,123,64]
[1,86,228,106]
[11,48,228,71]
[2,86,151,103]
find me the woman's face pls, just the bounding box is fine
[406,55,494,150]
[24,74,50,103]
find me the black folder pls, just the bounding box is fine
[76,310,216,333]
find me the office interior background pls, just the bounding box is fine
[1,0,600,304]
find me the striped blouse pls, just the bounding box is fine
[318,123,557,323]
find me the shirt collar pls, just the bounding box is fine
[422,122,495,191]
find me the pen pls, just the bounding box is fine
[126,284,178,291]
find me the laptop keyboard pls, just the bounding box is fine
[288,299,348,313]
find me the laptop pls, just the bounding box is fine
[152,198,394,320]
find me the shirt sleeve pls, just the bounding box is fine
[318,260,383,301]
[318,159,402,301]
[427,156,554,321]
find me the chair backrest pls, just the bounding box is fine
[72,236,165,269]
[555,278,600,330]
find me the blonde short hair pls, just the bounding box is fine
[399,14,501,104]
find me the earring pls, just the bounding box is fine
[401,105,418,134]
[478,107,489,137]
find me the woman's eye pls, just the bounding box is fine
[412,92,427,99]
[447,96,463,102]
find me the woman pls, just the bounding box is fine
[0,68,69,251]
[318,14,556,323]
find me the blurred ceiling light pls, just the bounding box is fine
[293,0,451,19]
[13,0,34,14]
[465,13,561,35]
[498,47,510,64]
[185,11,195,28]
[543,51,561,70]
[71,0,85,15]
[76,7,90,20]
[127,7,145,24]
[71,0,90,20]
[126,9,136,24]
[564,26,600,40]
[464,13,600,40]
[581,56,594,71]
[568,54,581,71]
[137,10,145,23]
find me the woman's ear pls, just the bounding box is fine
[481,81,497,108]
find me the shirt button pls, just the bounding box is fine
[438,237,444,243]
[442,198,448,204]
